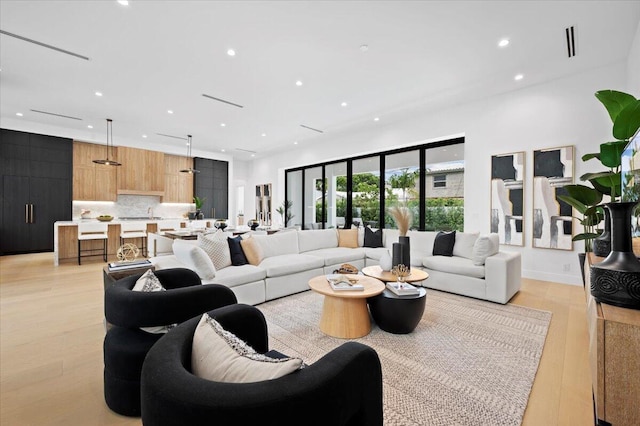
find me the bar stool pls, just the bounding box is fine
[78,222,109,265]
[120,222,148,257]
[156,220,181,233]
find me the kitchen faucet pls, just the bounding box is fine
[148,207,153,219]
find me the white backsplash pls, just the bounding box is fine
[73,195,194,219]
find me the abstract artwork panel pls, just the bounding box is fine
[532,146,574,250]
[491,152,525,246]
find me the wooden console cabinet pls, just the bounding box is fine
[585,253,640,426]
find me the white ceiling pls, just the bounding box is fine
[1,1,639,160]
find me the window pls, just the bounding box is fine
[433,174,446,188]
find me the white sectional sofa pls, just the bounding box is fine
[150,228,521,306]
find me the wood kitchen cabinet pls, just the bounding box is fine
[73,141,117,201]
[1,129,72,254]
[163,154,193,203]
[117,146,165,195]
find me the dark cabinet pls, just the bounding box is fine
[1,129,72,254]
[194,158,228,219]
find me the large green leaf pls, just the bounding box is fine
[600,140,627,168]
[558,194,589,214]
[572,232,600,242]
[581,152,600,162]
[563,184,602,206]
[613,100,640,141]
[595,90,637,123]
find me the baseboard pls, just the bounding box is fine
[522,269,582,286]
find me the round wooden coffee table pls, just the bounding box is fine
[308,275,384,339]
[361,265,429,284]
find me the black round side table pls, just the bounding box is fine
[368,288,427,334]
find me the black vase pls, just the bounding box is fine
[592,207,611,257]
[590,202,640,310]
[399,236,411,270]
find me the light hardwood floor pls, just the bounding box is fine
[0,253,593,425]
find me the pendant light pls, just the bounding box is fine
[93,118,121,166]
[179,134,199,173]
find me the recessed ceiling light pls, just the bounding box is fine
[220,123,226,127]
[227,49,236,56]
[341,102,348,107]
[95,91,103,97]
[87,125,93,129]
[296,80,303,86]
[360,44,369,52]
[498,39,510,48]
[293,141,298,145]
[16,112,23,117]
[117,0,129,5]
[261,133,266,137]
[514,74,524,81]
[374,117,380,122]
[167,110,174,114]
[221,149,226,152]
[251,153,255,157]
[142,134,147,138]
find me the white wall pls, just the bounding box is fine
[628,22,640,93]
[242,61,629,285]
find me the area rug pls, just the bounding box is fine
[258,289,551,426]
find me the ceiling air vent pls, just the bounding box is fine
[30,109,82,121]
[0,30,90,61]
[300,124,324,133]
[156,133,188,140]
[202,94,244,109]
[565,26,577,58]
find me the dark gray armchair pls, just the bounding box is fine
[141,304,383,426]
[103,268,237,417]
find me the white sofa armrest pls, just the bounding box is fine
[484,251,521,304]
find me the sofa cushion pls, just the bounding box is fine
[337,229,358,248]
[297,229,337,252]
[433,231,456,256]
[192,314,303,383]
[472,234,500,266]
[208,264,267,288]
[383,229,400,249]
[172,240,216,280]
[364,247,388,261]
[227,236,248,266]
[240,237,264,266]
[422,256,486,279]
[407,230,436,257]
[364,227,383,248]
[453,232,479,260]
[259,254,324,277]
[305,247,366,266]
[199,232,232,270]
[253,231,299,258]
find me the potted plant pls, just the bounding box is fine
[193,196,205,220]
[276,200,294,227]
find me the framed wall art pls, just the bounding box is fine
[491,152,525,246]
[532,145,574,250]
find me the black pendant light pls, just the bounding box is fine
[179,134,199,173]
[93,118,121,166]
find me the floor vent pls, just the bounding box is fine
[565,26,577,58]
[0,30,90,61]
[300,124,324,133]
[30,109,82,121]
[202,94,244,108]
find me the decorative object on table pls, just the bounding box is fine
[392,242,403,268]
[532,145,574,250]
[179,135,199,174]
[389,205,412,236]
[117,243,140,262]
[491,152,525,246]
[192,196,205,220]
[92,118,122,166]
[392,264,410,283]
[326,274,364,291]
[333,263,359,274]
[275,200,294,227]
[379,250,393,271]
[80,209,91,219]
[213,219,228,231]
[592,208,611,257]
[248,219,260,230]
[97,215,114,222]
[386,281,419,296]
[590,201,640,310]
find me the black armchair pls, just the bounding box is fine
[141,304,383,426]
[104,268,237,417]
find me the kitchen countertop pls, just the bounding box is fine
[55,218,193,226]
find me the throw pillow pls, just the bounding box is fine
[240,237,265,266]
[191,313,303,383]
[132,270,176,334]
[432,231,456,256]
[472,233,500,266]
[172,240,216,280]
[337,228,358,248]
[452,232,479,260]
[363,227,383,248]
[199,232,232,271]
[227,235,248,266]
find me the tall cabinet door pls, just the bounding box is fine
[1,176,31,253]
[194,158,228,219]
